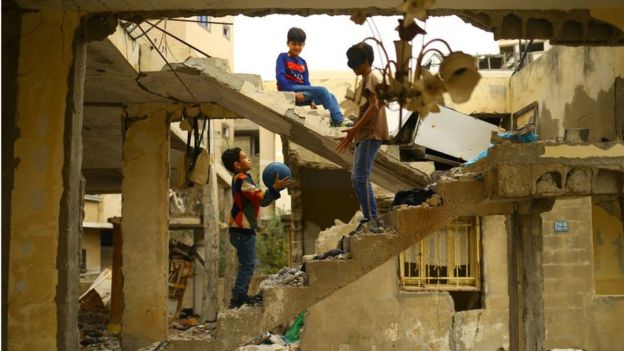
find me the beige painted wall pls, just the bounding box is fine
[445,71,511,115]
[84,200,101,223]
[8,10,80,351]
[592,198,624,295]
[541,197,624,350]
[300,215,509,350]
[100,194,122,221]
[509,46,624,142]
[139,16,234,72]
[82,229,102,273]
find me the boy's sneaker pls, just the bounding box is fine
[367,219,388,234]
[351,219,388,235]
[331,119,354,128]
[228,294,262,309]
[351,221,369,235]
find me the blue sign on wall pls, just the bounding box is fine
[554,221,569,233]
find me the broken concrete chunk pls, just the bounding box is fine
[259,267,308,289]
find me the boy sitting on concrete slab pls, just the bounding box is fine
[276,27,353,127]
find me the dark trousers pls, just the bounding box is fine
[229,231,256,297]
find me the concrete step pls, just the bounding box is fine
[167,179,509,350]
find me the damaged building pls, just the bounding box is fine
[2,1,624,351]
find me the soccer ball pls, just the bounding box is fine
[262,162,291,190]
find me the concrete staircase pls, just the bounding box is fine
[167,179,514,350]
[137,57,429,192]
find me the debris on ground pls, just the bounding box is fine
[312,248,349,261]
[137,341,169,351]
[259,267,308,289]
[79,289,120,351]
[169,322,216,341]
[235,312,305,350]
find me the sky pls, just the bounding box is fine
[233,14,500,80]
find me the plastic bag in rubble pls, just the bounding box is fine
[283,312,305,344]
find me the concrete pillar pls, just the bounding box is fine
[222,187,236,307]
[201,165,220,322]
[108,219,123,335]
[510,199,553,351]
[121,105,172,350]
[192,229,205,315]
[6,11,82,351]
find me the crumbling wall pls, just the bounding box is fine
[509,46,624,142]
[300,215,509,350]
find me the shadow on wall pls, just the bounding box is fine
[563,83,616,143]
[538,102,559,140]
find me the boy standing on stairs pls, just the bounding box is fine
[276,27,353,127]
[221,147,290,308]
[336,42,389,234]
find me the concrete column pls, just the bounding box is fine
[201,165,220,322]
[192,229,205,315]
[108,219,123,335]
[510,199,553,351]
[7,11,82,351]
[222,187,236,307]
[121,105,172,350]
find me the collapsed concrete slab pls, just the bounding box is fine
[137,57,429,192]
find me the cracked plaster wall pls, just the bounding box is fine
[300,215,509,351]
[7,10,81,351]
[509,46,624,142]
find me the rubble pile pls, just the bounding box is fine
[259,267,308,288]
[79,290,120,351]
[312,248,349,261]
[376,194,396,215]
[169,323,216,342]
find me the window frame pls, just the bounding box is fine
[197,15,211,32]
[399,216,481,291]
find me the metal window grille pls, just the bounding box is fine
[399,217,480,291]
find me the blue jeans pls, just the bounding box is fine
[291,85,344,125]
[352,140,382,223]
[229,231,256,297]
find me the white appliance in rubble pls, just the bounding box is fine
[387,105,498,161]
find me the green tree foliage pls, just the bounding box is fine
[256,212,289,274]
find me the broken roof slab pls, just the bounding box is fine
[13,0,624,13]
[133,57,429,191]
[13,0,624,44]
[474,142,624,200]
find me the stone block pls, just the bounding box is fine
[543,278,593,293]
[542,263,593,279]
[544,292,591,309]
[542,249,592,265]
